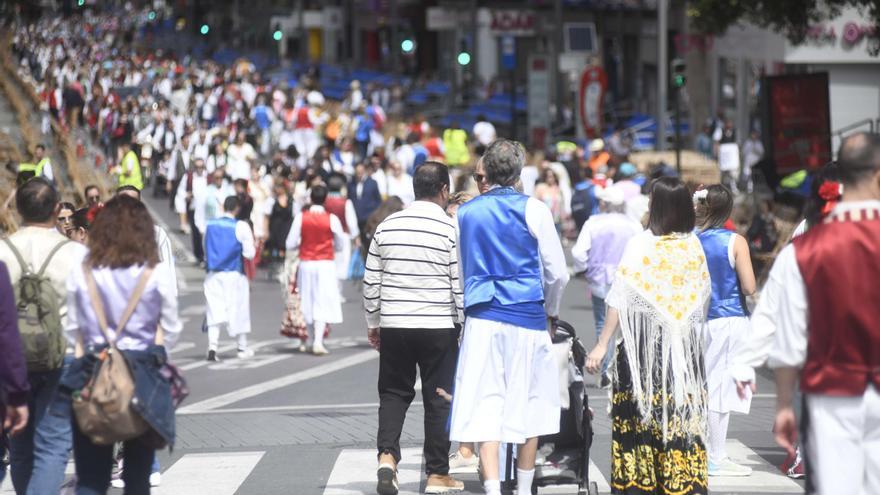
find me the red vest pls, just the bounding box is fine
[294,107,313,129]
[300,209,334,261]
[324,196,349,233]
[424,137,444,159]
[794,206,880,396]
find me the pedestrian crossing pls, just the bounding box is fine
[1,439,803,494]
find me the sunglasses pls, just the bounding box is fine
[472,173,485,182]
[87,195,100,202]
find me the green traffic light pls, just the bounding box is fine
[457,52,471,66]
[273,30,283,41]
[200,24,210,35]
[148,11,156,21]
[401,39,415,53]
[673,74,686,87]
[77,0,84,5]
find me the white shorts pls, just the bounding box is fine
[450,317,561,444]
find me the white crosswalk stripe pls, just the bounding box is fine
[324,448,423,495]
[709,440,802,493]
[153,451,264,495]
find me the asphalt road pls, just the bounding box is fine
[2,192,805,495]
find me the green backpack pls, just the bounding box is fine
[2,238,69,372]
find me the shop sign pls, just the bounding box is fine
[491,10,536,36]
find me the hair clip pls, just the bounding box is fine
[692,189,708,203]
[818,180,843,216]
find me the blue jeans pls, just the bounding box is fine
[592,293,614,376]
[72,424,154,495]
[8,357,73,495]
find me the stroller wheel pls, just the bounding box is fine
[588,481,600,495]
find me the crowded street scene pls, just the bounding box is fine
[0,0,878,494]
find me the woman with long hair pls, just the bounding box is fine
[64,195,181,494]
[56,202,76,236]
[533,168,565,233]
[695,184,757,477]
[587,177,712,495]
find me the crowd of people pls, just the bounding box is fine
[2,5,879,495]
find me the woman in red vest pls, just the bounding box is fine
[284,185,346,355]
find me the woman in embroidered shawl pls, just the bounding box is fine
[586,177,712,495]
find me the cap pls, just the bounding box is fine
[619,162,637,177]
[597,186,625,205]
[589,139,605,152]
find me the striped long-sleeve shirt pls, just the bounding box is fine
[363,201,464,329]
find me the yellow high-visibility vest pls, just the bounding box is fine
[118,150,144,190]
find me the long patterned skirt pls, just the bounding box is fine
[611,344,708,495]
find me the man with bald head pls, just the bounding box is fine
[769,132,880,494]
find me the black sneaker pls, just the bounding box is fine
[376,465,398,495]
[206,350,220,362]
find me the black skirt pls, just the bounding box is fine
[610,343,708,495]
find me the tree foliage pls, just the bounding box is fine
[688,0,880,53]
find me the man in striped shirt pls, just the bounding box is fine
[364,162,465,495]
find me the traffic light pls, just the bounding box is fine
[401,38,415,54]
[200,24,210,35]
[77,0,84,6]
[148,11,156,21]
[457,52,471,65]
[273,24,283,42]
[671,58,686,88]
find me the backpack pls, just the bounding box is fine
[2,238,69,372]
[570,181,596,232]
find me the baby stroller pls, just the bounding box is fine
[503,319,599,495]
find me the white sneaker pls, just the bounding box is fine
[150,471,161,487]
[111,478,125,488]
[297,343,308,353]
[237,348,255,359]
[709,459,753,477]
[312,343,329,355]
[448,451,479,474]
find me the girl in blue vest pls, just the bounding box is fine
[695,185,757,477]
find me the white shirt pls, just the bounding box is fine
[571,212,643,298]
[226,142,257,181]
[284,205,346,253]
[386,173,414,206]
[472,121,497,146]
[0,226,88,328]
[155,225,177,298]
[520,166,539,197]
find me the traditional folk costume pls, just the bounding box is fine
[291,104,321,169]
[204,214,256,356]
[450,187,569,445]
[697,228,752,471]
[324,193,360,284]
[285,205,345,351]
[768,201,880,495]
[606,230,711,495]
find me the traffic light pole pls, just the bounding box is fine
[675,86,682,175]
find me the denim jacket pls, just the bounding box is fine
[60,344,175,448]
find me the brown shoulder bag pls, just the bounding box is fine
[72,265,155,445]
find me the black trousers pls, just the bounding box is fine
[187,209,204,262]
[377,327,460,476]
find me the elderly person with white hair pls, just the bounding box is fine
[571,186,643,386]
[450,138,570,495]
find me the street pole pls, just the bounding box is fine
[675,87,682,174]
[656,0,667,151]
[390,0,398,74]
[469,0,478,103]
[510,39,517,143]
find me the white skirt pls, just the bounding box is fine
[204,271,251,335]
[297,260,343,324]
[450,317,561,444]
[704,316,752,414]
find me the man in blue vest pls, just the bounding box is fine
[450,139,570,495]
[203,196,256,362]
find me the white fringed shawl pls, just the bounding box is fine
[606,231,711,441]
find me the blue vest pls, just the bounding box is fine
[205,217,243,273]
[458,187,545,329]
[698,228,747,320]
